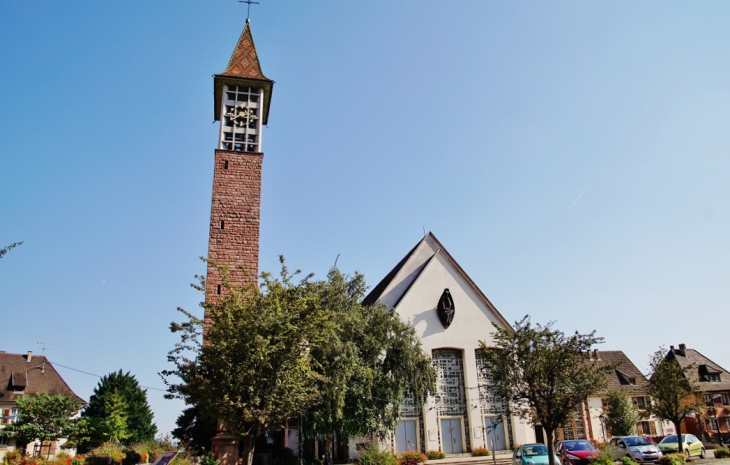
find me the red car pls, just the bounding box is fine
[555,440,600,465]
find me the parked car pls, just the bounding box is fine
[513,444,561,465]
[658,434,706,459]
[608,436,663,463]
[555,440,600,465]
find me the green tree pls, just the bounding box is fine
[301,268,436,465]
[0,393,85,457]
[603,389,638,437]
[0,241,23,260]
[80,370,157,450]
[645,348,703,456]
[101,391,131,443]
[162,259,338,465]
[478,317,609,465]
[172,406,217,454]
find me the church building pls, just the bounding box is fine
[359,233,536,455]
[203,18,535,461]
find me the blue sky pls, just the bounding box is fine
[2,1,730,436]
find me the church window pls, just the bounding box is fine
[220,85,261,152]
[220,221,225,230]
[217,285,221,295]
[224,160,229,169]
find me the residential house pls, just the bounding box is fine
[664,344,730,443]
[0,351,84,460]
[581,350,671,443]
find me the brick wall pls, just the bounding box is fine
[205,149,263,305]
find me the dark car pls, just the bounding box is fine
[555,440,599,465]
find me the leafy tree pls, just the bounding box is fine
[101,391,131,443]
[301,268,436,465]
[0,393,85,457]
[162,259,338,465]
[478,316,609,465]
[81,370,157,450]
[172,406,217,454]
[0,241,23,260]
[603,389,638,437]
[646,348,703,455]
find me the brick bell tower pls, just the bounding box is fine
[206,19,273,465]
[206,19,273,302]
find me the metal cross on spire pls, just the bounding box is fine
[238,0,260,21]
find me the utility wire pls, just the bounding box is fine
[51,361,167,393]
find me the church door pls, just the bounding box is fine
[485,417,506,451]
[395,420,418,453]
[440,418,463,454]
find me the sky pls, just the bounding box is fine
[2,1,730,437]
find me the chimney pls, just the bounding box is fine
[679,344,686,356]
[593,349,600,361]
[670,345,675,352]
[26,351,32,363]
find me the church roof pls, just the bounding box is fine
[363,232,513,330]
[218,21,270,81]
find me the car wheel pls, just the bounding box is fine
[685,449,690,460]
[700,448,705,459]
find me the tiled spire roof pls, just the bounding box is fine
[219,21,269,81]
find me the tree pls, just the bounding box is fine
[80,370,157,450]
[301,268,436,465]
[0,393,85,457]
[172,406,217,454]
[603,389,638,437]
[645,348,703,456]
[162,259,338,465]
[478,316,609,465]
[0,241,23,260]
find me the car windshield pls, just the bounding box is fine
[624,437,651,446]
[524,445,549,457]
[565,441,596,451]
[661,435,686,443]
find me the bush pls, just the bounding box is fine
[620,457,638,465]
[658,453,686,465]
[471,448,490,457]
[273,448,297,465]
[199,456,219,465]
[426,451,444,461]
[71,456,86,465]
[353,444,398,465]
[56,454,71,461]
[714,447,730,459]
[5,451,21,465]
[397,451,426,465]
[589,449,614,465]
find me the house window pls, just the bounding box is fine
[710,418,719,431]
[721,394,729,405]
[633,396,648,410]
[637,421,657,436]
[0,436,8,447]
[706,374,722,382]
[1,408,18,425]
[704,395,713,406]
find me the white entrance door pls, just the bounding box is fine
[485,417,506,451]
[440,418,463,454]
[395,420,418,453]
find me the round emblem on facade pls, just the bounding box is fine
[437,288,455,329]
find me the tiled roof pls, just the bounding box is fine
[0,351,84,404]
[667,346,730,391]
[219,21,269,81]
[592,350,650,396]
[362,240,420,307]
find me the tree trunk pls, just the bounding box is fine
[242,435,256,465]
[323,433,334,465]
[674,421,683,455]
[544,428,556,465]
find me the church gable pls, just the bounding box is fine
[364,233,512,348]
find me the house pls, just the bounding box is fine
[580,350,671,443]
[352,233,536,456]
[664,344,730,443]
[0,351,84,460]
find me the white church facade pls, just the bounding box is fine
[354,232,536,456]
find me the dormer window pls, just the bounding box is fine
[707,373,721,382]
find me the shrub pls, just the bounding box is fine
[5,451,21,465]
[397,451,426,465]
[620,457,638,465]
[71,456,86,465]
[353,444,398,465]
[658,453,686,465]
[56,454,71,461]
[589,449,614,465]
[199,456,218,465]
[426,451,444,460]
[471,448,490,457]
[714,447,730,459]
